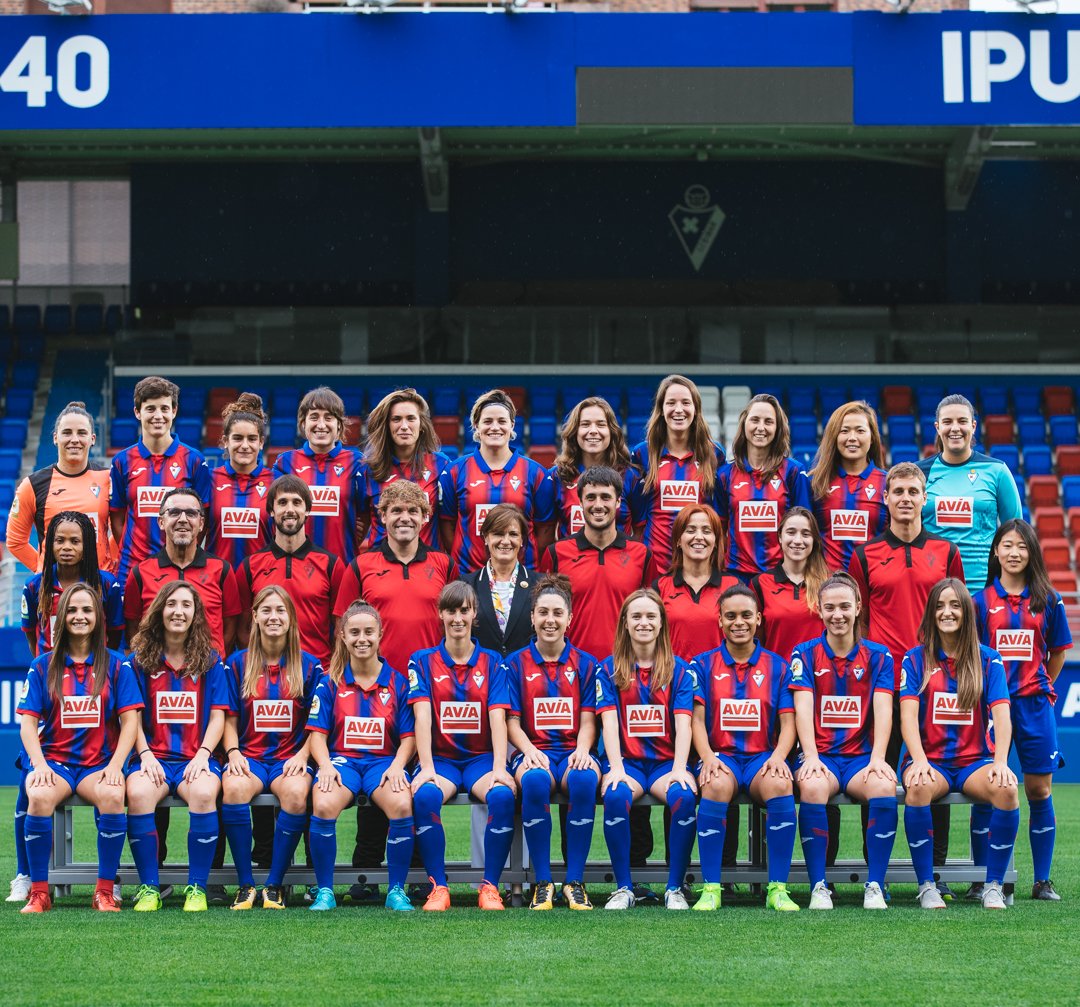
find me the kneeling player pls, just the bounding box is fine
[789,574,897,910]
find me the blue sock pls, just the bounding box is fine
[697,799,728,884]
[521,769,553,882]
[222,803,255,887]
[1029,796,1056,882]
[483,786,515,887]
[24,814,52,883]
[603,783,634,891]
[308,815,338,891]
[265,810,308,887]
[14,782,28,877]
[386,816,414,889]
[96,812,127,884]
[127,812,159,888]
[565,768,598,882]
[765,795,797,884]
[969,802,992,868]
[798,802,829,888]
[865,797,898,888]
[413,783,447,887]
[666,783,696,891]
[904,804,934,885]
[986,807,1020,886]
[187,811,219,889]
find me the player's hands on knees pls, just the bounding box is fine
[140,752,165,788]
[380,767,409,793]
[903,760,935,789]
[988,762,1017,788]
[27,765,56,789]
[796,756,826,783]
[490,767,517,795]
[101,761,125,788]
[227,751,250,777]
[410,766,436,794]
[316,764,342,793]
[567,747,594,772]
[760,754,792,781]
[282,754,308,778]
[863,757,896,784]
[184,751,211,784]
[670,766,697,793]
[521,746,549,771]
[601,770,632,795]
[698,756,729,786]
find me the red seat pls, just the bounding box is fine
[207,387,239,414]
[1050,570,1077,595]
[1042,537,1073,572]
[922,444,937,459]
[1027,475,1061,510]
[881,385,913,416]
[204,418,224,447]
[264,447,293,468]
[433,416,460,447]
[1068,507,1080,541]
[503,386,528,414]
[343,415,362,447]
[1044,385,1076,417]
[528,445,558,468]
[1034,507,1066,539]
[1057,444,1080,477]
[982,414,1015,447]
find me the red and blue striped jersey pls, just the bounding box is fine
[128,654,231,762]
[595,656,695,762]
[306,660,413,760]
[690,642,793,758]
[550,465,641,540]
[654,571,742,662]
[355,451,451,551]
[751,566,823,668]
[787,635,894,758]
[973,580,1073,700]
[206,461,274,569]
[407,642,508,759]
[109,439,212,588]
[900,645,1010,767]
[503,641,598,752]
[223,650,322,762]
[21,567,124,655]
[716,458,813,576]
[629,442,726,574]
[438,451,555,576]
[17,650,142,766]
[272,441,363,564]
[813,464,888,573]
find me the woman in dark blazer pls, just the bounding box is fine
[462,504,536,657]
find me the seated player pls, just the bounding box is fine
[305,602,416,912]
[504,575,602,911]
[16,585,141,913]
[221,586,322,910]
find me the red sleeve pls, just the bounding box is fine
[539,544,556,574]
[328,555,345,601]
[333,561,361,618]
[848,548,870,613]
[123,567,144,622]
[220,566,242,618]
[947,543,964,581]
[750,574,765,609]
[641,547,656,588]
[236,559,253,616]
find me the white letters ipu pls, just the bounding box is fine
[943,31,1080,104]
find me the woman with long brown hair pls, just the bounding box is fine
[16,585,141,913]
[596,588,697,910]
[221,585,322,910]
[900,578,1019,911]
[124,581,230,913]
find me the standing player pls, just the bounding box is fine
[356,388,450,551]
[110,376,211,590]
[900,579,1019,911]
[716,393,812,579]
[206,392,274,569]
[305,602,416,913]
[408,582,516,911]
[16,586,141,913]
[789,574,897,911]
[809,401,888,574]
[7,402,113,573]
[689,585,799,913]
[595,589,697,911]
[541,466,655,664]
[221,586,321,910]
[974,519,1072,900]
[550,396,640,538]
[439,388,555,576]
[124,582,231,912]
[630,375,725,574]
[272,385,363,565]
[504,575,602,911]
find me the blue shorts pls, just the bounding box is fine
[511,749,601,786]
[902,757,992,793]
[601,757,673,793]
[816,753,873,792]
[246,757,315,791]
[124,757,223,797]
[709,751,773,793]
[45,760,110,792]
[428,754,501,795]
[324,755,395,799]
[1011,693,1065,775]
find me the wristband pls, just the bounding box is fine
[137,749,150,758]
[226,747,240,756]
[198,745,211,756]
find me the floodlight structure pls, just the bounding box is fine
[36,0,92,12]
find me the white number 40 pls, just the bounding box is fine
[0,35,109,109]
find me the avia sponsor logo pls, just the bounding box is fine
[942,30,1080,106]
[253,699,292,733]
[473,503,496,537]
[221,506,261,539]
[995,629,1034,662]
[934,496,973,528]
[737,499,778,533]
[309,485,341,517]
[533,696,574,732]
[819,694,861,730]
[344,716,385,750]
[659,480,699,513]
[440,701,481,734]
[157,690,197,725]
[830,509,868,542]
[568,504,584,535]
[1061,682,1080,719]
[626,704,666,737]
[136,485,169,518]
[931,692,974,726]
[60,695,101,729]
[719,697,760,733]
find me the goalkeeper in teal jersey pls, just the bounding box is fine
[917,394,1022,591]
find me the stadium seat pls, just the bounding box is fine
[1049,415,1078,447]
[343,415,362,446]
[11,363,38,392]
[560,384,590,412]
[433,416,460,447]
[175,418,203,445]
[528,445,557,469]
[595,386,626,414]
[915,387,945,415]
[204,418,224,447]
[0,419,26,450]
[982,415,1015,446]
[791,444,816,468]
[1033,506,1066,539]
[1024,445,1053,477]
[16,333,45,361]
[207,387,239,415]
[4,388,33,419]
[0,449,20,480]
[1063,475,1080,511]
[272,388,301,415]
[918,413,936,444]
[627,386,654,416]
[989,444,1020,475]
[887,415,916,445]
[442,444,460,461]
[268,418,296,447]
[531,387,557,419]
[103,304,123,334]
[790,416,817,444]
[1041,538,1072,573]
[0,305,8,334]
[1049,570,1077,595]
[43,305,71,335]
[12,305,40,335]
[0,484,13,511]
[697,385,721,416]
[1057,444,1080,477]
[820,387,848,417]
[110,417,138,448]
[530,416,557,446]
[1068,507,1080,541]
[881,385,913,416]
[889,444,920,466]
[788,388,816,417]
[503,386,527,414]
[431,388,461,416]
[626,415,650,443]
[1044,385,1076,417]
[74,304,104,335]
[1013,387,1041,415]
[979,386,1009,415]
[1027,475,1060,510]
[1017,415,1046,447]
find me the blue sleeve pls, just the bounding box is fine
[354,465,372,519]
[1046,593,1073,652]
[18,663,46,717]
[504,658,522,717]
[438,465,458,522]
[673,659,694,713]
[397,675,415,737]
[579,654,598,713]
[303,657,322,708]
[688,658,706,705]
[997,465,1022,523]
[714,466,731,522]
[103,575,124,630]
[971,592,990,646]
[20,580,36,635]
[124,660,149,706]
[786,644,812,693]
[985,653,1010,707]
[775,658,795,712]
[900,650,920,699]
[407,654,431,703]
[487,657,510,709]
[872,648,894,694]
[595,660,616,712]
[207,660,231,709]
[113,657,144,713]
[224,659,241,718]
[306,675,334,733]
[191,455,212,506]
[532,464,556,524]
[109,455,125,510]
[789,461,813,511]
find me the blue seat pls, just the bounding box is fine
[175,418,203,446]
[888,416,917,445]
[4,388,33,418]
[0,484,14,511]
[1023,445,1053,477]
[561,385,591,412]
[916,387,946,414]
[271,389,301,416]
[1013,387,1041,416]
[74,304,104,335]
[889,444,921,466]
[110,417,138,448]
[43,305,71,335]
[1049,416,1078,447]
[788,389,816,417]
[1017,415,1046,447]
[104,305,124,334]
[431,388,461,415]
[625,415,650,443]
[1013,474,1026,508]
[980,386,1009,415]
[513,416,525,444]
[181,390,207,419]
[790,416,818,444]
[820,387,849,417]
[442,444,460,461]
[12,305,40,335]
[918,414,936,444]
[849,386,877,410]
[11,362,38,389]
[0,418,27,449]
[529,416,558,447]
[989,444,1020,475]
[269,418,296,447]
[791,443,817,468]
[0,448,21,480]
[202,449,225,470]
[627,386,654,416]
[1062,475,1080,511]
[530,387,557,417]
